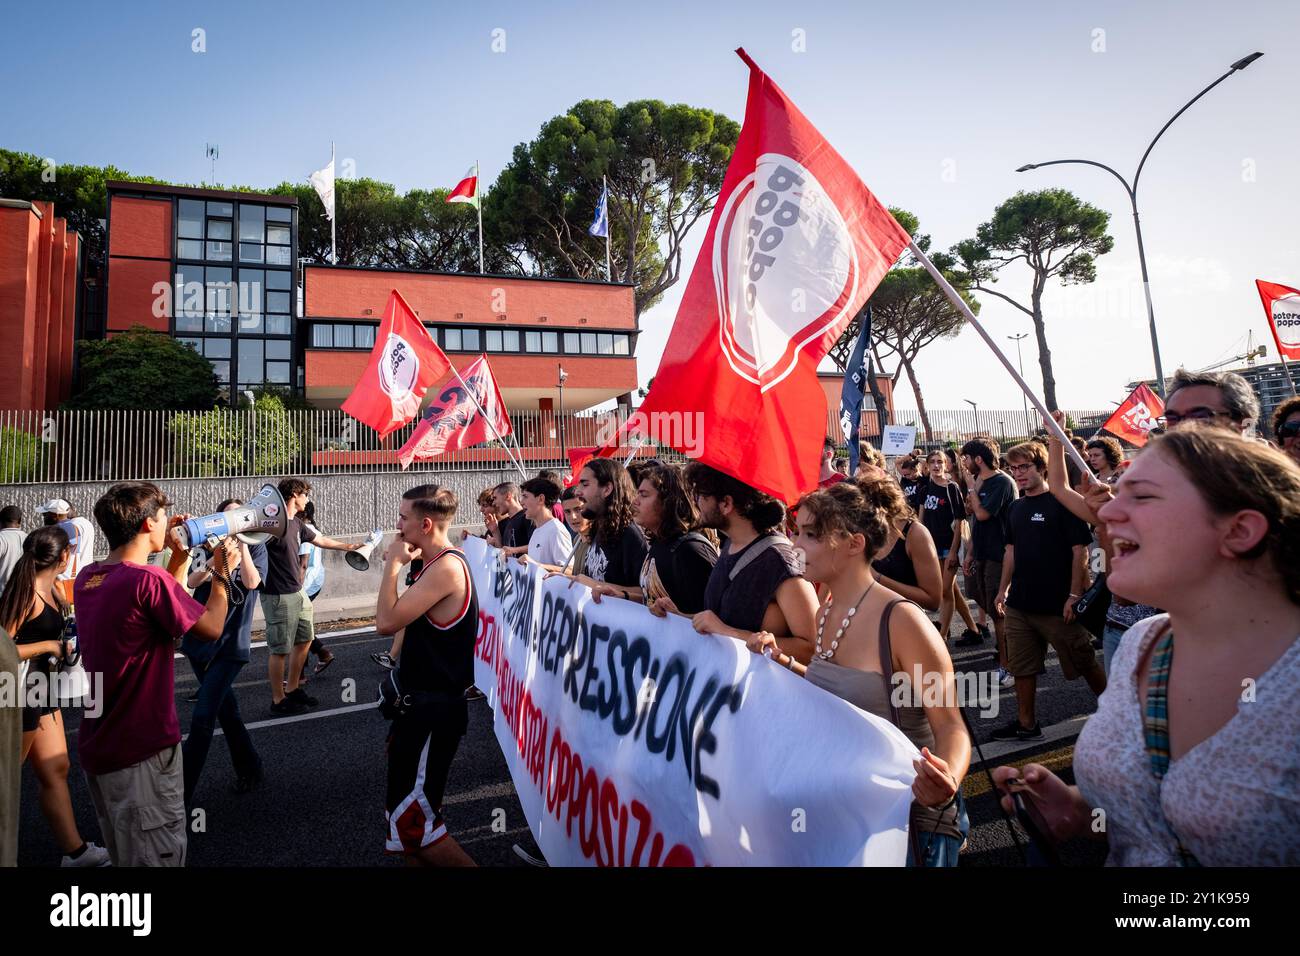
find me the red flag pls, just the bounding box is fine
[446,165,479,207]
[397,355,512,468]
[1101,383,1165,447]
[631,49,911,503]
[1256,279,1300,361]
[341,290,450,439]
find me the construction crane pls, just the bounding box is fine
[1197,330,1267,373]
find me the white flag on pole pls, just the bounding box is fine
[309,156,335,222]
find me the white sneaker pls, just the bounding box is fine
[61,842,112,867]
[998,667,1015,688]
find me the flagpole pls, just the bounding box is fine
[621,435,644,467]
[330,142,337,265]
[1279,352,1299,397]
[476,160,485,275]
[908,240,1094,479]
[603,175,612,282]
[446,360,527,479]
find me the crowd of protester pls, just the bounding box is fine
[2,366,1297,868]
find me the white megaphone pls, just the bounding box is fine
[180,483,289,550]
[346,529,384,571]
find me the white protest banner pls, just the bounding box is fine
[881,425,917,455]
[464,536,918,867]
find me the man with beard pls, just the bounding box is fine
[570,458,648,591]
[488,482,533,556]
[669,463,817,664]
[991,442,1105,741]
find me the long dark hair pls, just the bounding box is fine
[0,526,69,635]
[582,457,637,546]
[637,464,700,541]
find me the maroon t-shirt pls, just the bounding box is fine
[75,561,204,775]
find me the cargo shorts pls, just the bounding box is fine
[260,590,314,655]
[1004,607,1099,680]
[85,743,187,867]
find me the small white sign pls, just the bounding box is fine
[881,425,917,455]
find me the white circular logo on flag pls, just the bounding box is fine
[1273,293,1300,352]
[712,153,859,391]
[378,333,420,399]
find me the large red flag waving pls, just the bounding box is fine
[398,355,512,468]
[1256,279,1300,361]
[1101,383,1165,448]
[341,290,450,439]
[632,49,911,503]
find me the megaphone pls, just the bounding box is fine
[180,483,289,550]
[346,529,384,571]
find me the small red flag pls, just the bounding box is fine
[446,165,479,207]
[1256,279,1300,361]
[398,355,512,468]
[341,290,450,439]
[1101,383,1165,447]
[632,49,911,503]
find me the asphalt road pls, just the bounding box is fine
[16,606,1108,868]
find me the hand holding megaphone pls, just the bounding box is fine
[347,529,386,572]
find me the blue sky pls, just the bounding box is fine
[3,0,1295,412]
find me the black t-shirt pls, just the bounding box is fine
[264,516,316,595]
[1006,492,1093,615]
[917,479,966,552]
[582,522,648,587]
[641,532,719,615]
[703,533,801,635]
[970,471,1016,562]
[898,475,925,509]
[502,510,534,550]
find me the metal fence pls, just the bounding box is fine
[0,406,1115,485]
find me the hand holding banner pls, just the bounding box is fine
[464,535,919,866]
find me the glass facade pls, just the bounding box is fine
[174,197,296,400]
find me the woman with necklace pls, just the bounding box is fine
[748,480,971,866]
[994,426,1300,865]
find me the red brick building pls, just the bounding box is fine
[303,265,639,414]
[0,199,81,409]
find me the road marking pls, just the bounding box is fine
[173,626,380,659]
[181,702,377,740]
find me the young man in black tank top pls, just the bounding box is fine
[375,484,477,867]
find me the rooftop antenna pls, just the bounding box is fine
[205,143,219,185]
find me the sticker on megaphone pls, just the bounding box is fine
[180,483,289,549]
[346,529,384,572]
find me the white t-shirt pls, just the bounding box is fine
[528,517,573,568]
[57,516,96,581]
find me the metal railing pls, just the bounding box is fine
[0,406,1115,485]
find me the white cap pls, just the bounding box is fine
[36,499,72,515]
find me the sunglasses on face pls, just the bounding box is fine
[1279,420,1300,440]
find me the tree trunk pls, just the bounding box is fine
[898,351,934,442]
[1031,280,1059,412]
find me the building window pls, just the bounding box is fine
[462,328,480,351]
[486,329,503,352]
[564,332,580,353]
[444,328,461,351]
[503,329,520,352]
[598,333,614,355]
[356,325,375,349]
[543,331,559,353]
[581,332,598,354]
[311,325,333,348]
[614,334,630,355]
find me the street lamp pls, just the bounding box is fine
[964,399,981,437]
[1008,332,1030,434]
[557,364,568,462]
[1016,52,1263,401]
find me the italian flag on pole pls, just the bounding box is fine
[446,164,479,208]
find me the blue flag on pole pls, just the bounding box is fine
[840,308,872,474]
[588,182,608,238]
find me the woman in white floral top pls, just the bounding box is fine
[993,425,1300,866]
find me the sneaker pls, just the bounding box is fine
[233,765,264,794]
[371,652,397,670]
[954,629,984,647]
[271,697,306,717]
[314,652,335,675]
[978,624,992,641]
[998,667,1016,688]
[288,687,319,708]
[61,842,112,867]
[989,719,1044,741]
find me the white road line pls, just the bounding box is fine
[173,625,379,659]
[181,702,377,740]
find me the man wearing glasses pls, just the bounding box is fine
[1158,368,1260,435]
